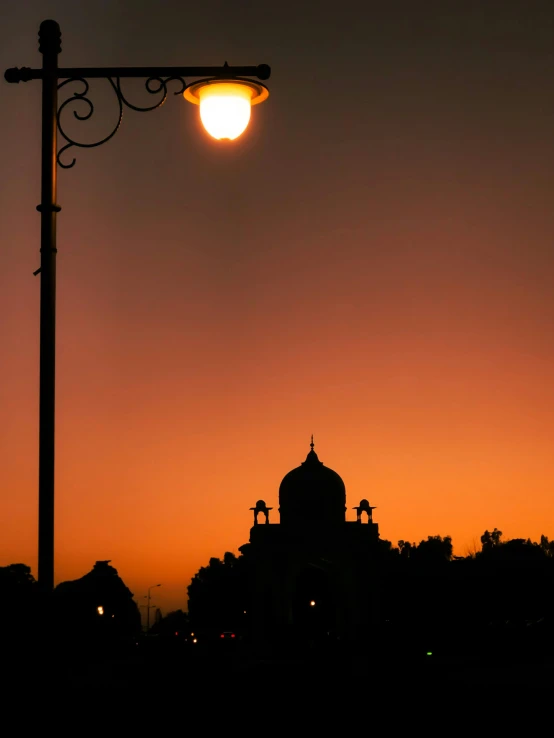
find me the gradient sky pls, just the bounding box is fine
[2,1,554,614]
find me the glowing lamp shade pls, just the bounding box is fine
[200,83,251,140]
[184,79,269,141]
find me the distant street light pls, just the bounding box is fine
[4,20,271,591]
[97,605,104,615]
[145,583,161,633]
[310,600,316,607]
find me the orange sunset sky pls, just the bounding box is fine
[2,1,554,614]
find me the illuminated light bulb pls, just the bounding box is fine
[184,78,269,141]
[199,82,251,140]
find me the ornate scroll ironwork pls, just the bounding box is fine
[56,75,187,169]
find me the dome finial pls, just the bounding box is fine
[310,434,314,451]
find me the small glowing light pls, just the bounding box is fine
[310,601,316,607]
[231,633,236,638]
[192,638,198,644]
[97,606,104,615]
[190,632,195,637]
[220,634,225,638]
[184,79,269,141]
[426,651,433,656]
[243,610,247,614]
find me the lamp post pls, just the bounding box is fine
[4,20,270,592]
[146,583,161,633]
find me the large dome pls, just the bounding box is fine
[279,442,346,526]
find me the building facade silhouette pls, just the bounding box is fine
[241,440,381,643]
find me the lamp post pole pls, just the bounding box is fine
[37,20,60,594]
[146,584,161,633]
[5,20,270,592]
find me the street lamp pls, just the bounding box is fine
[146,583,161,633]
[4,20,271,592]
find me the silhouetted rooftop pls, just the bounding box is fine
[279,442,346,526]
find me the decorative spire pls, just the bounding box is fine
[303,434,321,465]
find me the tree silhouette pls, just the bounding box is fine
[149,609,190,637]
[398,540,415,559]
[0,563,36,590]
[396,536,452,565]
[54,560,141,638]
[480,527,503,552]
[539,535,554,558]
[187,552,249,634]
[0,563,37,638]
[414,535,453,564]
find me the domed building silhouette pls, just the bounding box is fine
[241,438,381,644]
[279,441,346,527]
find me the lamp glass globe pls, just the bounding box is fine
[199,82,252,140]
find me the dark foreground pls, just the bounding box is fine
[1,639,551,732]
[4,625,553,695]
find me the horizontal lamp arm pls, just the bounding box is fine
[5,63,271,84]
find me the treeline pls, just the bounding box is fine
[186,531,554,636]
[380,531,554,627]
[0,560,141,644]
